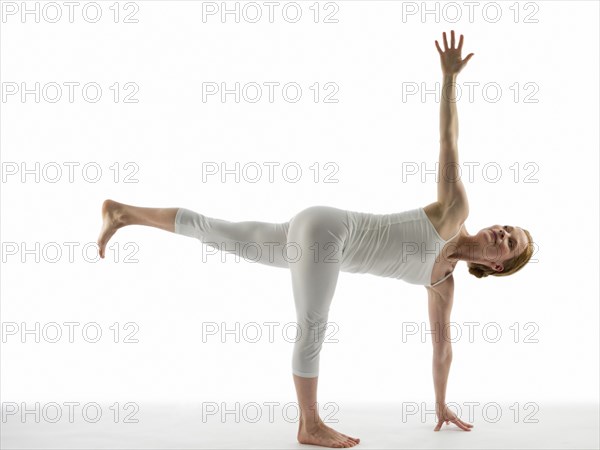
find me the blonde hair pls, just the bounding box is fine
[467,228,534,279]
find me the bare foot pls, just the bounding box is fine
[97,199,128,259]
[298,421,360,448]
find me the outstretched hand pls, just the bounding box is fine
[435,30,474,76]
[434,403,474,432]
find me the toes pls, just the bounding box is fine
[342,437,353,448]
[341,433,360,444]
[97,242,105,259]
[335,436,348,448]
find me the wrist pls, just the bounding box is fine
[443,73,457,81]
[441,75,458,102]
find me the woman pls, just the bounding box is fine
[97,31,534,448]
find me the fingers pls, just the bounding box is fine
[457,418,474,428]
[463,52,475,64]
[435,40,443,55]
[435,417,473,432]
[451,418,472,431]
[440,31,466,52]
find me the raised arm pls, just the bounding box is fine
[434,31,473,213]
[427,279,473,432]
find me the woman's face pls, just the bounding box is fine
[476,224,528,271]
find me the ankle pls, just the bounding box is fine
[299,412,324,432]
[112,204,131,226]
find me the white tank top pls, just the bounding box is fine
[340,207,462,287]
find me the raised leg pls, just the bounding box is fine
[173,207,290,268]
[97,199,291,266]
[97,199,180,258]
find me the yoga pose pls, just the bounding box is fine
[96,31,534,448]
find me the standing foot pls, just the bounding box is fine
[97,199,128,259]
[298,420,360,448]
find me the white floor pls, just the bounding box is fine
[2,402,598,449]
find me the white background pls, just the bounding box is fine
[1,0,598,446]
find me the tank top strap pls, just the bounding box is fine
[429,271,454,287]
[445,222,464,242]
[428,223,463,287]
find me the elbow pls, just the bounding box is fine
[439,134,457,146]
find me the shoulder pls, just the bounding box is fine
[422,201,468,240]
[424,200,468,222]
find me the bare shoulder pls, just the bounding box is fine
[422,201,468,240]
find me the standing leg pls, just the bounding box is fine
[286,206,359,448]
[97,200,360,447]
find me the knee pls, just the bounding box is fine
[295,316,328,348]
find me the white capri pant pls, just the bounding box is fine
[174,205,350,378]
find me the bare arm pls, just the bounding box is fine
[427,280,454,407]
[434,31,473,213]
[427,277,473,432]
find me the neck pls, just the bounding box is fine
[444,233,487,266]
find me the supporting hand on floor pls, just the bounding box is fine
[434,402,474,431]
